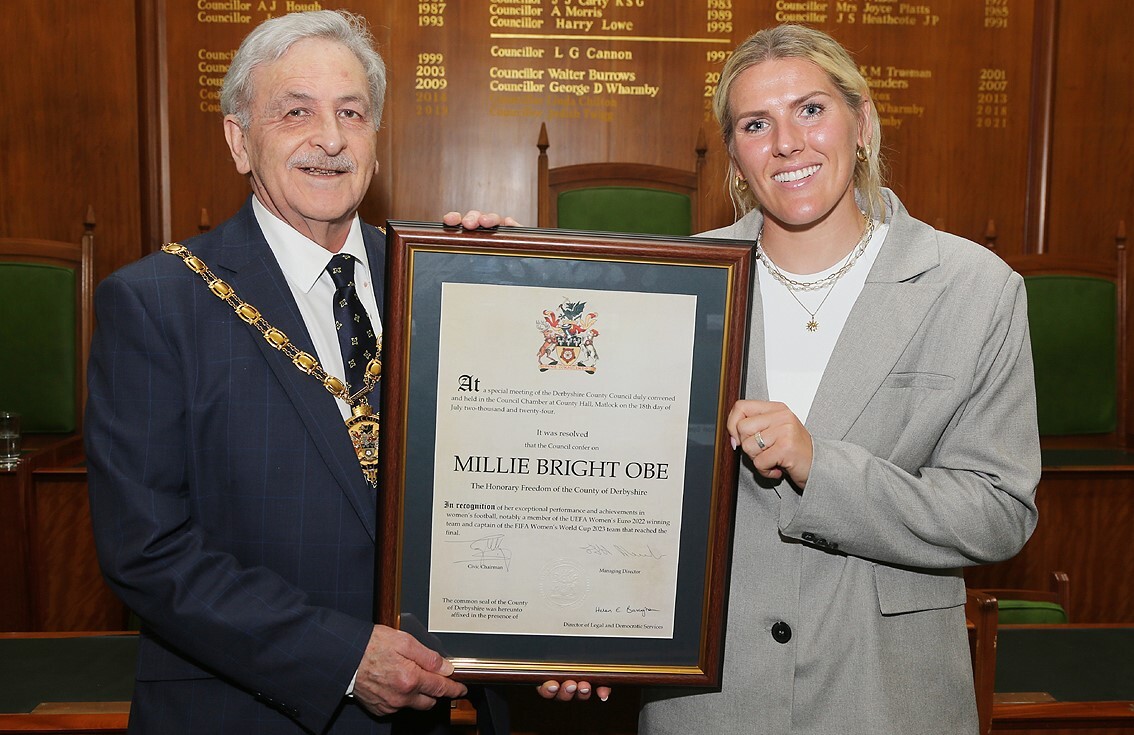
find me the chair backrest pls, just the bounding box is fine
[965,588,998,735]
[978,571,1071,625]
[0,209,95,433]
[536,122,708,236]
[999,249,1127,444]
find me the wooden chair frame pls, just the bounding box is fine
[536,122,709,233]
[0,207,95,432]
[975,570,1071,623]
[966,588,999,735]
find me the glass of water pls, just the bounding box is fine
[0,411,20,470]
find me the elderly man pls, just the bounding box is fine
[86,10,511,733]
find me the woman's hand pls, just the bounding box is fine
[536,680,611,702]
[727,400,813,489]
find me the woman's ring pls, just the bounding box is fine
[755,432,767,450]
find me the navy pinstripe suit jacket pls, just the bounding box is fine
[86,199,394,733]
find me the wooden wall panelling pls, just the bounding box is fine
[26,464,126,631]
[839,2,1036,251]
[382,1,734,227]
[0,461,34,630]
[1124,222,1133,450]
[3,1,1125,296]
[379,1,1039,243]
[965,467,1134,624]
[163,0,272,241]
[155,0,393,244]
[1023,0,1057,254]
[151,1,1045,247]
[0,435,84,632]
[993,727,1132,735]
[137,0,172,253]
[0,0,144,283]
[1046,0,1134,263]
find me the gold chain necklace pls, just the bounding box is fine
[162,242,381,486]
[756,212,875,332]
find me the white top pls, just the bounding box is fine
[759,220,888,424]
[252,196,383,420]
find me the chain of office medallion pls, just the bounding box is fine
[161,242,381,405]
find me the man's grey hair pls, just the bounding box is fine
[221,10,387,129]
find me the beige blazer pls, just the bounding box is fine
[640,190,1040,735]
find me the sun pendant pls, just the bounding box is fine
[806,319,819,332]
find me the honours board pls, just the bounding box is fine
[164,1,1036,247]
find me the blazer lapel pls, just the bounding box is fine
[213,203,378,540]
[805,197,945,441]
[710,210,771,402]
[744,275,770,401]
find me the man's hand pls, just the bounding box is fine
[351,624,468,716]
[442,210,521,229]
[536,679,611,702]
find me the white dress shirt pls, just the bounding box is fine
[252,197,383,420]
[760,220,888,424]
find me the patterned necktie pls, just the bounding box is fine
[326,253,378,394]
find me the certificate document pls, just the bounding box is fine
[380,223,751,685]
[428,282,697,638]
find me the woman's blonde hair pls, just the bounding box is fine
[712,24,885,222]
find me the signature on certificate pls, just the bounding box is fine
[594,604,663,618]
[448,533,512,570]
[580,542,665,560]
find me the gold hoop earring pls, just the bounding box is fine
[856,145,869,163]
[735,175,749,193]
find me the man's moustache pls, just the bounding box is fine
[288,154,357,172]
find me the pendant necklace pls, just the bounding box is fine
[755,211,875,332]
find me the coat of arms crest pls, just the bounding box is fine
[536,300,599,373]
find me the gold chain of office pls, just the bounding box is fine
[161,242,382,486]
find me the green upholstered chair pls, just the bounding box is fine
[1000,251,1127,444]
[0,209,94,433]
[996,599,1069,625]
[977,571,1072,625]
[536,122,708,237]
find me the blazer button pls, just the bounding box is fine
[771,621,792,644]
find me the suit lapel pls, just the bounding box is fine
[363,222,387,307]
[711,210,771,402]
[744,274,770,401]
[362,224,386,420]
[724,193,946,442]
[214,203,378,540]
[805,197,945,440]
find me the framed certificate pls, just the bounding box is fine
[377,222,752,686]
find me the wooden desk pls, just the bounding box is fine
[992,624,1134,731]
[0,436,124,633]
[0,632,134,733]
[0,435,85,631]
